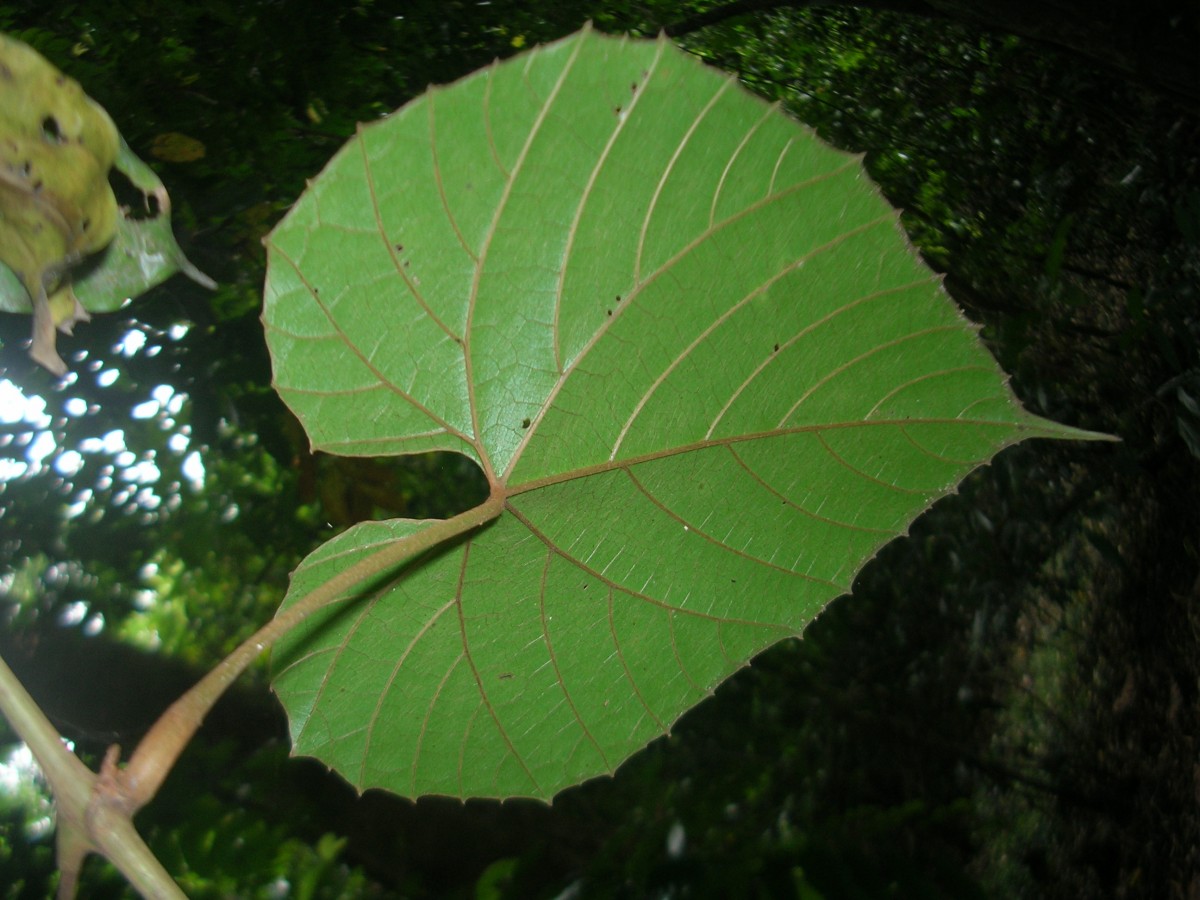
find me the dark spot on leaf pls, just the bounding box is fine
[521,417,531,429]
[607,309,613,317]
[615,295,621,303]
[41,116,62,142]
[774,343,780,352]
[499,672,513,680]
[395,243,403,252]
[630,82,638,94]
[614,105,621,115]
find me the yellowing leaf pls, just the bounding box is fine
[0,32,121,373]
[0,33,214,374]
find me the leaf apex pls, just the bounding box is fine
[1020,415,1118,443]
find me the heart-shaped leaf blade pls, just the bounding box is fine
[264,27,1100,800]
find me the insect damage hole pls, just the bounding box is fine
[41,116,63,142]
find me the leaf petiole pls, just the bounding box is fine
[116,489,507,814]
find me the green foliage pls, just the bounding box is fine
[147,801,369,900]
[263,26,1095,802]
[0,1,1195,897]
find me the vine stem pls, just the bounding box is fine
[0,491,505,899]
[0,654,183,899]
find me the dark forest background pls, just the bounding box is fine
[1,1,1197,897]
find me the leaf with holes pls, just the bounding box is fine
[0,33,214,374]
[263,26,1103,800]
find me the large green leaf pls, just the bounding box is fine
[263,26,1098,800]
